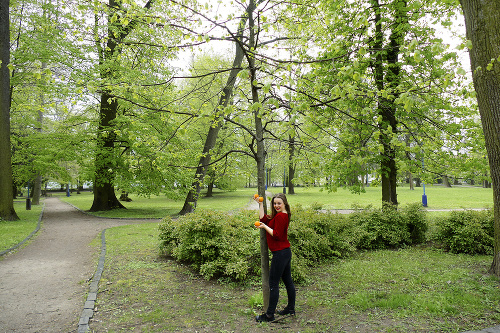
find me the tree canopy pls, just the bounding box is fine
[1,0,490,218]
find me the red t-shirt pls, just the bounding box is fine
[260,212,291,252]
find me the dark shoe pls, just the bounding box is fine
[255,313,275,322]
[277,307,295,316]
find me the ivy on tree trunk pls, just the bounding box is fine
[370,0,407,207]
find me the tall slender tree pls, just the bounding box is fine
[179,12,249,215]
[246,0,271,309]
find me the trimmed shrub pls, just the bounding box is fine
[158,203,429,283]
[435,209,493,255]
[291,207,359,259]
[348,203,427,250]
[403,203,428,244]
[352,207,408,250]
[159,209,259,281]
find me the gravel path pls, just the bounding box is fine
[0,197,154,333]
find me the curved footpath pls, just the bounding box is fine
[0,197,499,333]
[0,197,157,333]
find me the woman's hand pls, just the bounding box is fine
[253,194,263,203]
[255,221,273,236]
[253,194,265,219]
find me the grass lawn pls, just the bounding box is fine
[0,201,43,254]
[60,184,494,219]
[84,186,497,332]
[89,223,500,333]
[3,186,498,332]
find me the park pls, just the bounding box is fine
[1,185,499,332]
[0,0,499,332]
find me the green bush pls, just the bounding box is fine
[159,209,259,281]
[403,203,428,244]
[158,204,429,283]
[291,207,358,259]
[352,207,407,250]
[435,209,493,255]
[310,201,323,210]
[349,203,427,250]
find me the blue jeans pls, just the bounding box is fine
[266,247,296,316]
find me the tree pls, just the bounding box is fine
[370,0,407,205]
[8,0,94,205]
[279,0,471,206]
[459,0,500,276]
[0,0,18,221]
[179,12,249,215]
[245,0,271,309]
[90,0,155,211]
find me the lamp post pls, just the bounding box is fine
[422,157,427,207]
[283,166,286,194]
[26,181,31,210]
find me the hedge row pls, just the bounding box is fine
[433,209,494,255]
[158,203,431,283]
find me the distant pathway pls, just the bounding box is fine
[0,198,156,333]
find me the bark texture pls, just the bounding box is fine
[288,134,295,194]
[460,0,500,275]
[0,1,18,221]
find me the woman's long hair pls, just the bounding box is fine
[269,193,291,220]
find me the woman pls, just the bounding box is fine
[254,193,296,322]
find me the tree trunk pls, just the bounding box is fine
[90,88,125,211]
[408,172,414,190]
[90,0,153,211]
[206,178,214,197]
[247,0,270,310]
[288,134,295,194]
[178,14,248,215]
[442,175,452,188]
[0,2,18,221]
[460,0,500,276]
[371,0,406,207]
[32,175,42,205]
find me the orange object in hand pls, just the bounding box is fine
[253,193,259,199]
[254,221,261,227]
[259,196,264,202]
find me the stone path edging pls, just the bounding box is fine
[461,326,500,333]
[78,228,107,333]
[64,201,158,333]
